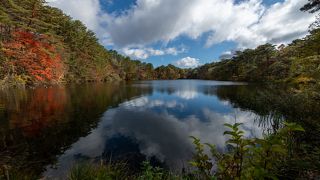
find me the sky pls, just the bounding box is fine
[47,0,316,68]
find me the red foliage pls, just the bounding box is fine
[2,31,64,83]
[9,87,67,137]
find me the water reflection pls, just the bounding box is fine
[0,83,152,176]
[44,80,262,178]
[7,87,67,137]
[1,80,318,179]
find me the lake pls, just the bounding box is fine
[0,80,319,178]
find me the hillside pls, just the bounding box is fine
[1,0,319,88]
[0,0,185,87]
[188,28,320,86]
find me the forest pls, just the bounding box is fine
[188,2,320,87]
[1,0,320,88]
[188,29,320,85]
[0,0,186,87]
[0,1,320,179]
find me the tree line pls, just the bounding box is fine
[0,0,319,87]
[188,28,320,85]
[0,0,186,87]
[188,0,320,86]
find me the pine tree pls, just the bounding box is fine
[301,0,320,13]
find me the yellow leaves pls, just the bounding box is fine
[293,76,316,84]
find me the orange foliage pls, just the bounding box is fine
[8,87,68,137]
[2,31,64,83]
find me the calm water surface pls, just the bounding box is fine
[0,80,318,178]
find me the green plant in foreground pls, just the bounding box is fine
[68,161,181,180]
[66,122,305,180]
[190,122,304,180]
[68,162,130,180]
[189,136,215,179]
[138,161,166,180]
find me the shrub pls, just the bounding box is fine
[190,122,304,179]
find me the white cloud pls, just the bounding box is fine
[175,57,201,68]
[122,97,184,109]
[219,50,235,60]
[122,47,185,59]
[45,105,265,176]
[175,90,199,100]
[122,48,149,59]
[47,0,112,45]
[48,0,101,30]
[249,0,315,46]
[106,0,315,48]
[48,0,316,50]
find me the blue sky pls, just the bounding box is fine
[48,0,315,68]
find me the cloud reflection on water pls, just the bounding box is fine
[45,100,262,177]
[44,80,263,178]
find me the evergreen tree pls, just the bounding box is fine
[301,0,320,13]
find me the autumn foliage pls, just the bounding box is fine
[8,87,67,137]
[2,31,64,83]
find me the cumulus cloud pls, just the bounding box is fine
[48,0,101,30]
[106,0,315,48]
[175,57,201,68]
[122,47,185,59]
[48,0,316,53]
[249,0,315,46]
[45,104,264,176]
[47,0,112,45]
[219,51,236,60]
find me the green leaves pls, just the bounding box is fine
[64,121,305,180]
[283,122,305,132]
[189,136,213,179]
[138,161,166,180]
[191,122,305,179]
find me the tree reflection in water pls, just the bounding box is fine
[0,80,319,178]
